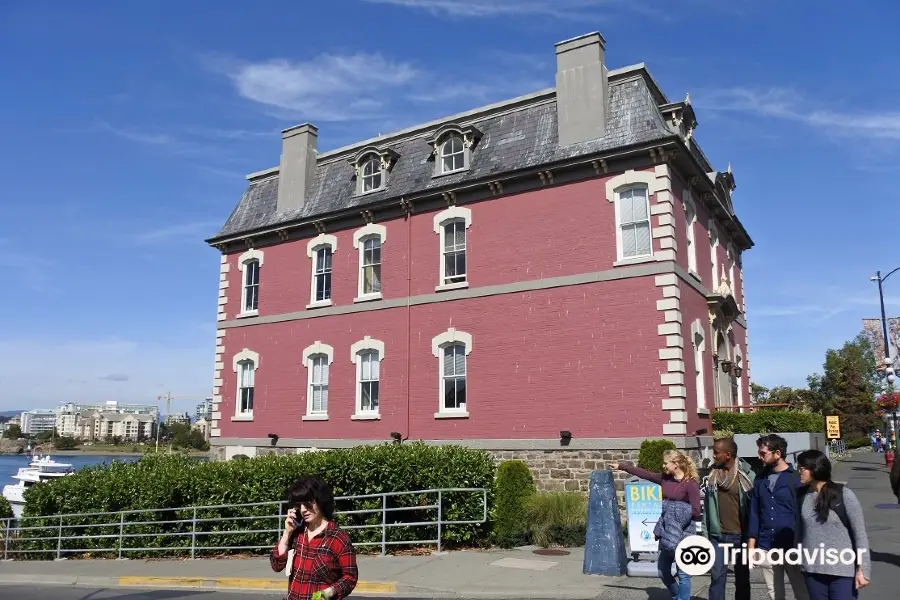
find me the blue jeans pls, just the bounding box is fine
[709,533,750,600]
[803,573,857,600]
[658,548,691,600]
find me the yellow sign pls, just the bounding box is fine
[826,416,841,439]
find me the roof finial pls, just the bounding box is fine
[684,92,691,105]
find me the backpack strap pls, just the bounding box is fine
[830,484,856,553]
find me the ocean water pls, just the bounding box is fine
[0,453,141,492]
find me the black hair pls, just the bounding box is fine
[286,476,335,521]
[714,437,738,457]
[797,449,839,524]
[757,434,788,459]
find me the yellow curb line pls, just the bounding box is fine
[118,576,396,593]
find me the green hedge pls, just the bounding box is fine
[0,495,12,520]
[18,442,494,558]
[638,439,676,471]
[492,460,535,548]
[845,436,871,449]
[712,410,824,434]
[526,491,587,548]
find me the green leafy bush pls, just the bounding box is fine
[492,460,535,548]
[53,437,78,450]
[0,495,13,520]
[19,442,495,558]
[712,410,824,434]
[638,439,677,471]
[845,436,871,449]
[525,491,587,548]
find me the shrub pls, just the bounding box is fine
[638,439,677,472]
[845,436,871,450]
[712,410,824,434]
[492,460,535,548]
[19,442,495,558]
[53,437,78,451]
[526,491,587,548]
[0,495,13,520]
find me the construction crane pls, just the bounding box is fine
[154,391,213,451]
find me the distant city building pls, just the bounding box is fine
[21,409,57,435]
[74,411,156,442]
[56,401,159,438]
[193,418,210,441]
[195,398,213,422]
[167,411,191,425]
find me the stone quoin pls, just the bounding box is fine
[203,32,753,493]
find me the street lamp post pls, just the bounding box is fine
[871,268,900,384]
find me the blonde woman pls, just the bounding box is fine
[611,450,701,600]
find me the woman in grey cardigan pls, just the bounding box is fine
[794,450,871,600]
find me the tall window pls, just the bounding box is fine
[441,136,465,173]
[309,355,329,415]
[242,259,259,312]
[442,343,467,412]
[314,247,332,302]
[710,223,720,288]
[618,187,651,259]
[685,196,698,275]
[693,325,706,410]
[361,237,381,295]
[362,158,382,193]
[442,221,466,284]
[358,350,380,413]
[237,360,255,415]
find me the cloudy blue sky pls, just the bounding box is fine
[2,1,898,412]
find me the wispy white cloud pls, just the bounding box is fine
[363,0,625,19]
[215,53,419,120]
[696,87,900,141]
[131,220,224,245]
[207,46,549,127]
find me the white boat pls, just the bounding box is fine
[2,455,75,519]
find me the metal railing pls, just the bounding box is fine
[0,487,487,560]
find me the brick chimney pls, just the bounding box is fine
[555,32,608,147]
[276,123,318,213]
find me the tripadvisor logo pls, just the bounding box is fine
[674,535,868,576]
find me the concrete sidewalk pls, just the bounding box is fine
[0,546,634,599]
[0,449,895,599]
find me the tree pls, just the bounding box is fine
[750,382,770,405]
[2,424,22,439]
[808,332,881,438]
[53,436,78,450]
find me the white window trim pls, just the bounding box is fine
[612,184,654,263]
[726,242,737,289]
[438,135,466,175]
[684,191,699,280]
[350,336,385,420]
[237,249,264,318]
[352,224,387,302]
[431,328,472,418]
[433,206,471,292]
[231,348,259,421]
[691,320,708,415]
[709,220,720,290]
[358,155,384,195]
[302,341,334,420]
[306,234,337,309]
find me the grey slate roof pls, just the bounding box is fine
[211,73,674,241]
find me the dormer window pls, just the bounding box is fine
[361,157,382,193]
[426,123,482,178]
[350,146,398,196]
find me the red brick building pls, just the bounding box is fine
[205,32,753,487]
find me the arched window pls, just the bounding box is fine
[361,156,382,193]
[440,135,465,173]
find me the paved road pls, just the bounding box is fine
[0,587,421,600]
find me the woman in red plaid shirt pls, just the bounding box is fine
[271,476,359,600]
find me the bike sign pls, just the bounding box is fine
[624,477,662,553]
